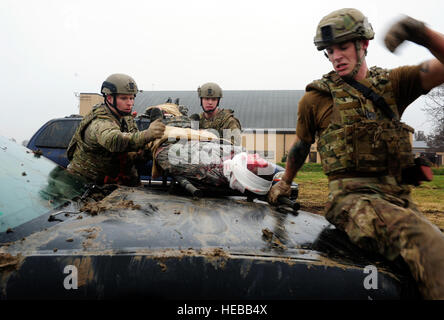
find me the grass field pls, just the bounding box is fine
[291,164,444,231]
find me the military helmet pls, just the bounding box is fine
[101,73,138,96]
[197,82,223,98]
[314,8,375,51]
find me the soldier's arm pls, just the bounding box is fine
[280,136,311,184]
[268,90,319,204]
[89,119,152,153]
[418,27,444,91]
[384,16,444,91]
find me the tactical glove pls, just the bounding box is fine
[144,119,165,141]
[267,180,292,205]
[384,16,429,52]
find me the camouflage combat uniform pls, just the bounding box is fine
[199,109,242,145]
[149,109,242,189]
[156,140,242,190]
[298,66,444,299]
[67,104,148,186]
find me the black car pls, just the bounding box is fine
[0,135,420,300]
[26,115,153,180]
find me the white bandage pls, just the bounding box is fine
[223,152,273,195]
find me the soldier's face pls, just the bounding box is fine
[202,98,219,112]
[326,40,368,77]
[109,94,135,114]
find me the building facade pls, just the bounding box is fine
[79,90,310,164]
[79,90,426,166]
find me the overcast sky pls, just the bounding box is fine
[1,0,443,143]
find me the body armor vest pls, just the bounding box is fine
[67,104,138,183]
[307,67,415,180]
[199,109,239,136]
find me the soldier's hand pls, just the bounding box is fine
[384,16,429,52]
[267,180,292,205]
[127,149,145,163]
[144,119,165,141]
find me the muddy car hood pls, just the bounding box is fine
[0,136,419,299]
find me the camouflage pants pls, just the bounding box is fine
[325,176,444,299]
[156,140,242,190]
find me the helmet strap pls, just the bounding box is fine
[349,40,364,79]
[105,94,131,117]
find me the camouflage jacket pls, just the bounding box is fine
[67,104,147,185]
[306,67,414,180]
[199,108,242,145]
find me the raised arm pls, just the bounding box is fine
[384,16,444,91]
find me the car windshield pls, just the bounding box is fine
[0,136,87,233]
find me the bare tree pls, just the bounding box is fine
[415,130,427,141]
[423,85,444,147]
[427,126,444,148]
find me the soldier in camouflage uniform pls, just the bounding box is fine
[67,74,165,186]
[143,102,274,195]
[268,8,444,299]
[197,82,242,146]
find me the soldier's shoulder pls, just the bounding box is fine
[301,89,331,107]
[89,115,118,130]
[217,108,235,120]
[369,65,389,73]
[369,66,390,77]
[219,109,240,128]
[92,103,103,110]
[219,108,237,118]
[91,103,107,113]
[90,104,113,119]
[226,116,241,130]
[305,74,333,94]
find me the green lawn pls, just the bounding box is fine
[411,175,444,214]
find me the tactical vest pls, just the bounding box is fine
[307,67,415,180]
[199,109,242,147]
[67,104,138,183]
[200,109,240,134]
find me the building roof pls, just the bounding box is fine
[133,90,304,130]
[412,140,428,149]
